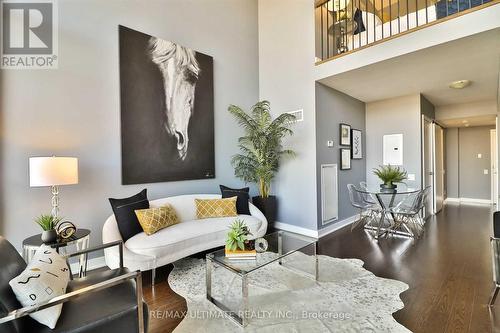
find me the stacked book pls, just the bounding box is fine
[225,248,257,260]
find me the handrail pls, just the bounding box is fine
[315,0,500,64]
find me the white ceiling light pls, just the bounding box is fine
[449,80,471,89]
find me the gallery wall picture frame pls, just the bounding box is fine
[351,129,363,159]
[340,148,351,170]
[339,123,351,146]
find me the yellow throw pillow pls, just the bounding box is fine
[135,204,180,235]
[195,197,238,219]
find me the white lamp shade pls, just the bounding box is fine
[29,157,79,187]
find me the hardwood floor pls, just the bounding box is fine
[142,204,500,332]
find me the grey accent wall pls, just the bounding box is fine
[421,95,436,120]
[445,128,460,198]
[315,83,366,228]
[0,0,259,250]
[456,126,493,200]
[365,94,422,187]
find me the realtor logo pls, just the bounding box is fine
[1,0,58,69]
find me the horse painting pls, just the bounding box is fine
[149,38,200,160]
[119,26,214,185]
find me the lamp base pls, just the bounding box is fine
[51,185,59,218]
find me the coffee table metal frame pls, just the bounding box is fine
[206,230,318,327]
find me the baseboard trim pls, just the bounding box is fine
[318,214,360,238]
[273,222,319,238]
[445,197,492,206]
[274,214,359,239]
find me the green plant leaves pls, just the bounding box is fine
[373,165,408,184]
[226,219,252,251]
[228,101,296,198]
[34,214,62,231]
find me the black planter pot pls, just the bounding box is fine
[380,183,397,192]
[41,230,57,244]
[252,195,277,224]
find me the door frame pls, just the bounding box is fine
[491,126,498,206]
[421,115,436,217]
[434,122,445,213]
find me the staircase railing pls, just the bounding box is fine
[315,0,499,63]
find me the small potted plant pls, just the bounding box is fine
[373,165,408,191]
[228,101,296,224]
[35,214,62,243]
[226,219,255,253]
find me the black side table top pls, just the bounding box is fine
[23,229,91,249]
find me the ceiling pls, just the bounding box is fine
[438,114,496,128]
[318,28,500,107]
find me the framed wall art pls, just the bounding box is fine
[351,129,362,159]
[339,123,351,146]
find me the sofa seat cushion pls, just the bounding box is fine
[24,268,148,333]
[125,215,262,258]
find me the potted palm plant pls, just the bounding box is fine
[228,101,296,224]
[35,214,62,243]
[373,165,408,191]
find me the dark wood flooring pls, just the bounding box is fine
[142,204,500,332]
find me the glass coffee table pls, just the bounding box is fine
[206,230,318,327]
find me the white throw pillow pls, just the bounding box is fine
[9,244,70,329]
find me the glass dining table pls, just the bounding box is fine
[357,185,420,238]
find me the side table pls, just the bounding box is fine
[22,228,91,277]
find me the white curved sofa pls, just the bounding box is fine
[103,194,267,273]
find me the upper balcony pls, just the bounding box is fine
[315,0,500,64]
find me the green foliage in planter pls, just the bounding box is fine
[228,101,296,198]
[226,219,252,251]
[34,214,62,231]
[373,165,408,185]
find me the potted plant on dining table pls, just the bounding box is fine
[373,165,408,191]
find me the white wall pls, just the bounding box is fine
[258,0,318,231]
[436,100,497,120]
[0,0,259,250]
[365,94,422,187]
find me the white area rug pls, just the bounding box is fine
[168,252,411,332]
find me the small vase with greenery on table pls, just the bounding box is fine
[35,214,62,243]
[228,101,296,224]
[373,165,408,191]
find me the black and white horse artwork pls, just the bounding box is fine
[149,38,199,160]
[119,26,214,185]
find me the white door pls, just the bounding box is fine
[434,124,444,213]
[422,116,434,218]
[491,129,498,206]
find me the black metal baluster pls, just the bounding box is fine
[398,0,401,33]
[406,0,409,31]
[381,0,384,39]
[352,0,354,51]
[389,0,393,37]
[321,3,324,60]
[425,0,428,24]
[366,0,369,46]
[326,2,330,57]
[416,0,419,27]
